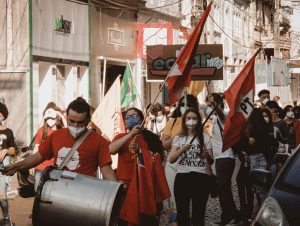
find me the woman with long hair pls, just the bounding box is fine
[109,107,169,226]
[161,94,200,225]
[245,108,277,205]
[34,102,67,171]
[168,108,213,226]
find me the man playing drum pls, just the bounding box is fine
[3,97,117,181]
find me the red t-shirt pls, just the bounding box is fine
[112,133,149,186]
[35,127,55,171]
[39,128,112,177]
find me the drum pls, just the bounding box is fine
[32,166,125,226]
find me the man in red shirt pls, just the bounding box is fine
[4,98,117,181]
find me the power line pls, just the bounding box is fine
[208,15,252,49]
[221,0,258,22]
[147,0,182,10]
[208,13,283,53]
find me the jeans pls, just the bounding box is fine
[215,158,239,223]
[174,172,210,226]
[249,153,268,206]
[249,153,267,170]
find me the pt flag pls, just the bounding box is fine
[91,76,125,141]
[223,49,260,151]
[121,63,137,108]
[166,1,213,104]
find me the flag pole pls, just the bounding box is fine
[189,99,224,144]
[127,60,144,110]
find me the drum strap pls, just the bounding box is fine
[58,130,91,170]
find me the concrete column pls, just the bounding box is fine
[79,66,89,102]
[39,64,54,117]
[32,62,40,130]
[64,66,77,108]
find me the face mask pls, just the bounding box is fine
[286,111,294,118]
[126,117,140,129]
[156,115,164,121]
[0,118,3,125]
[68,126,86,138]
[185,119,198,128]
[261,98,270,105]
[46,119,56,128]
[264,116,270,124]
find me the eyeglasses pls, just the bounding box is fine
[125,114,139,120]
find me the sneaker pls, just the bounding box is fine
[0,217,13,226]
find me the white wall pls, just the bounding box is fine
[32,0,88,61]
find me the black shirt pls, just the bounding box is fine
[0,128,16,150]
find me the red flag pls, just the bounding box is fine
[119,160,139,225]
[223,50,260,151]
[153,153,171,203]
[166,1,213,104]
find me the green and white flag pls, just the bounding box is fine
[120,63,137,108]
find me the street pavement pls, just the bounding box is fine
[7,175,33,226]
[159,185,247,226]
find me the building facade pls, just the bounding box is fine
[0,0,295,145]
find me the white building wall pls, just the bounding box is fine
[32,0,89,61]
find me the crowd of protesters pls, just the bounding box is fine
[0,89,299,226]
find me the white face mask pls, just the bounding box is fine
[286,111,294,118]
[263,116,270,124]
[46,119,56,128]
[68,126,86,138]
[0,118,4,125]
[261,98,270,105]
[185,119,198,128]
[156,115,164,121]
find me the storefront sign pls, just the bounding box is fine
[147,44,223,81]
[54,15,72,34]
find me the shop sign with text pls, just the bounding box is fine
[147,44,223,81]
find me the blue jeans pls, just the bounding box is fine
[249,153,268,206]
[249,153,267,170]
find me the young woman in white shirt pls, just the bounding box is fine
[168,108,213,226]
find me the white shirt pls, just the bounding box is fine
[212,113,235,159]
[172,134,212,174]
